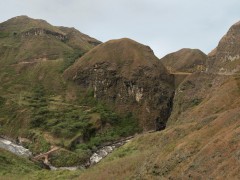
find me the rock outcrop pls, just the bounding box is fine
[207,21,240,74]
[64,38,174,131]
[21,28,67,41]
[161,48,207,73]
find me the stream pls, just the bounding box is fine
[0,136,132,171]
[0,137,32,158]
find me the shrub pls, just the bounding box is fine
[0,96,5,107]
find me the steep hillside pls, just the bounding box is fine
[4,72,239,180]
[64,38,174,131]
[161,48,207,73]
[1,16,240,180]
[0,16,109,167]
[74,22,240,179]
[58,26,101,50]
[207,21,240,74]
[0,17,174,169]
[76,72,240,180]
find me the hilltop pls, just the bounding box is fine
[161,48,207,73]
[0,15,101,64]
[64,38,174,131]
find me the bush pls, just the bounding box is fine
[190,98,202,106]
[0,96,5,107]
[50,150,89,167]
[28,132,51,154]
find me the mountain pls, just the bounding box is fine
[76,23,240,180]
[0,16,107,168]
[64,38,174,131]
[161,48,207,73]
[207,21,240,74]
[1,16,240,180]
[0,16,173,170]
[0,15,100,64]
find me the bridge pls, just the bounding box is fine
[32,146,59,164]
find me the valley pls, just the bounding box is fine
[0,16,240,180]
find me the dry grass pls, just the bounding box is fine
[161,48,207,73]
[64,38,168,79]
[75,73,240,179]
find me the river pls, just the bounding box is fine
[0,136,132,171]
[0,137,32,158]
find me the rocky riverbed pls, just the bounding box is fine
[0,137,32,158]
[89,140,131,165]
[0,136,132,171]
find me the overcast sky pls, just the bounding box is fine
[0,0,240,57]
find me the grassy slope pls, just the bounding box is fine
[12,73,238,179]
[0,149,40,177]
[0,57,140,166]
[1,16,239,179]
[161,48,207,73]
[64,38,168,79]
[0,148,83,180]
[75,73,240,179]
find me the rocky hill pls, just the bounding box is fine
[161,48,207,73]
[0,16,107,168]
[0,16,174,170]
[64,38,174,131]
[0,15,100,64]
[77,72,240,180]
[76,23,240,180]
[207,21,240,74]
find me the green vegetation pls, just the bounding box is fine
[29,85,49,128]
[50,149,90,167]
[0,47,141,168]
[1,83,140,166]
[60,49,84,72]
[0,148,81,179]
[27,131,51,154]
[82,111,139,149]
[26,170,81,180]
[0,32,9,38]
[0,96,5,107]
[0,15,143,174]
[0,149,40,176]
[190,98,202,107]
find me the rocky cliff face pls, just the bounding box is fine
[64,38,174,131]
[161,48,207,73]
[21,28,67,41]
[207,21,240,74]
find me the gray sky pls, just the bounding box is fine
[1,0,240,57]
